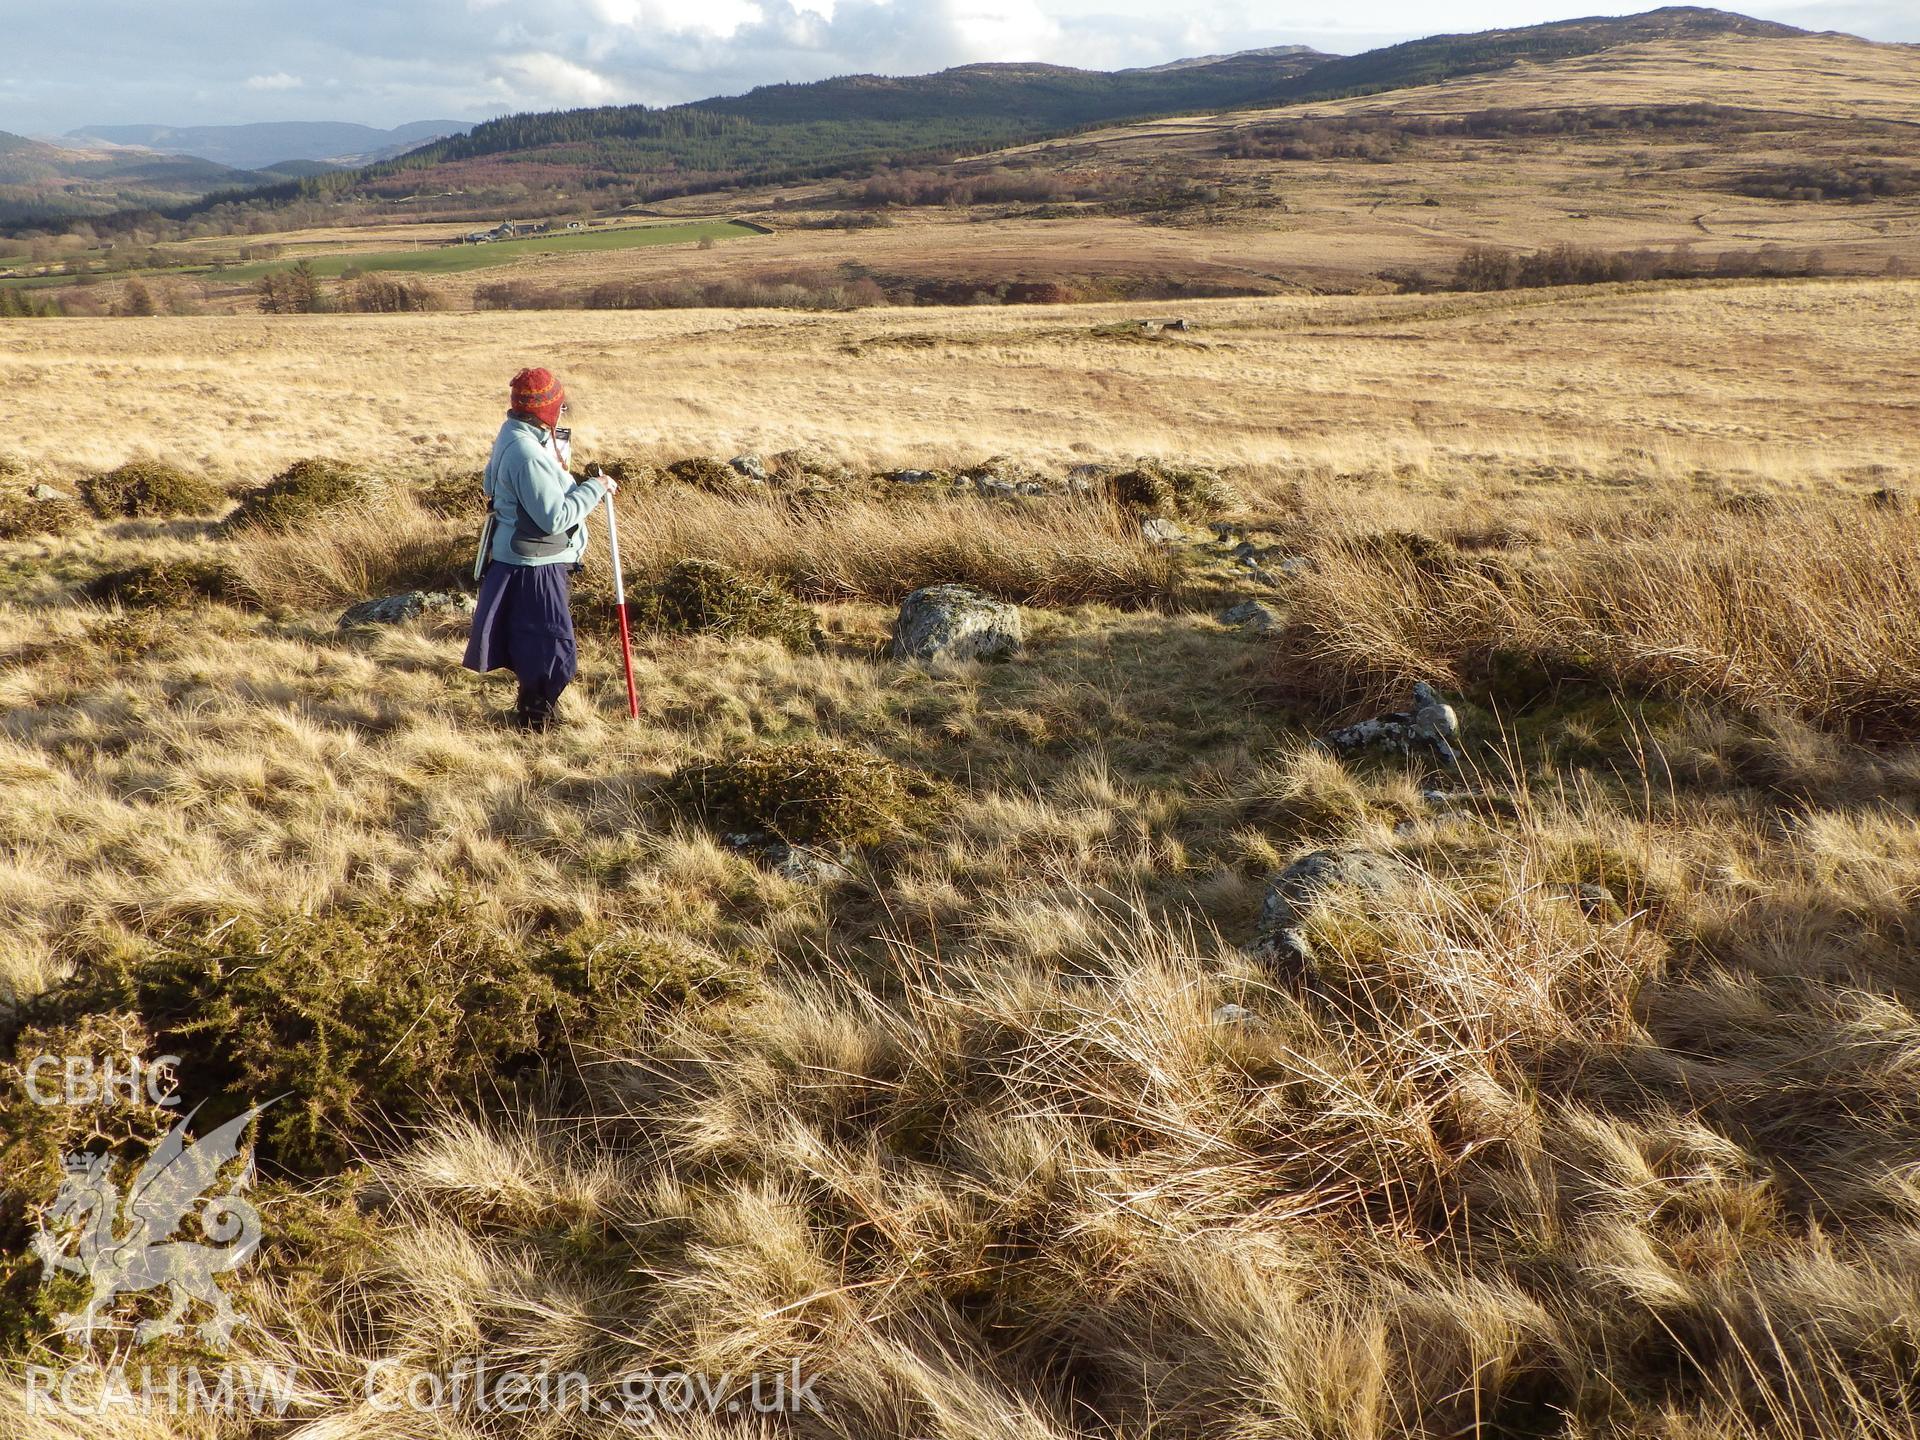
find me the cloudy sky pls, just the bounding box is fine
[3,0,1913,137]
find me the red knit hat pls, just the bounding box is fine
[509,367,566,429]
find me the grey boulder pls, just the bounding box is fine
[1321,681,1461,766]
[338,590,474,629]
[1141,516,1185,545]
[725,832,855,886]
[728,453,770,483]
[1219,599,1282,634]
[891,584,1023,664]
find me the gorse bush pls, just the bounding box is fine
[626,559,823,650]
[412,467,483,517]
[24,897,677,1173]
[667,739,938,846]
[79,459,224,519]
[0,491,87,540]
[1107,459,1239,518]
[665,456,751,494]
[86,558,249,610]
[0,1012,181,1349]
[221,457,373,532]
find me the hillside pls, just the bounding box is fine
[67,119,474,170]
[9,15,1917,317]
[1253,4,1805,101]
[0,131,271,225]
[25,29,1904,318]
[25,7,1818,238]
[341,48,1337,198]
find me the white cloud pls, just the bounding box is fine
[942,0,1064,59]
[243,72,304,91]
[581,0,764,35]
[1743,0,1920,39]
[496,51,630,105]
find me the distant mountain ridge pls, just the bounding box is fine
[0,129,286,223]
[10,8,1832,232]
[1141,45,1327,74]
[312,8,1809,202]
[65,119,473,171]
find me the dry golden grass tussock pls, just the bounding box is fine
[1273,490,1920,740]
[219,482,1177,614]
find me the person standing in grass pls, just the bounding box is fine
[463,367,616,731]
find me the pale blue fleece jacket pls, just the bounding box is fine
[484,415,611,568]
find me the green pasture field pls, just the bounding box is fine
[0,218,762,291]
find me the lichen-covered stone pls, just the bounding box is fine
[1321,682,1462,766]
[1141,516,1185,545]
[724,831,856,886]
[338,590,474,628]
[890,584,1023,664]
[1219,600,1283,634]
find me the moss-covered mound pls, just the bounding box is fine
[631,559,822,651]
[667,739,937,847]
[18,898,722,1173]
[79,459,225,519]
[1107,460,1238,518]
[85,558,249,609]
[222,457,373,532]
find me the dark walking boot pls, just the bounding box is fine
[513,686,560,732]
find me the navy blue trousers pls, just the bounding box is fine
[463,562,577,714]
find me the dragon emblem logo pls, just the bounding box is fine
[30,1102,270,1349]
